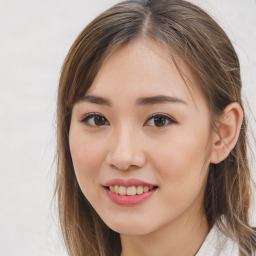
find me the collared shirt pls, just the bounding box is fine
[196,224,239,256]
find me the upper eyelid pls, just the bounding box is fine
[80,112,174,120]
[80,112,106,120]
[147,113,176,122]
[79,112,108,123]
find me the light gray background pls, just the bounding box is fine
[0,0,255,255]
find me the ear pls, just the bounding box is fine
[210,102,244,164]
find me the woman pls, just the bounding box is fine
[55,0,256,255]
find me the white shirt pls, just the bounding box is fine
[196,224,239,256]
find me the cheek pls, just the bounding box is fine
[150,128,210,201]
[153,133,208,176]
[69,131,106,191]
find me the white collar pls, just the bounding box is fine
[196,224,239,256]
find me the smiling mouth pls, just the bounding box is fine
[105,185,158,196]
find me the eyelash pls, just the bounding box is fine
[80,112,177,128]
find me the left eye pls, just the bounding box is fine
[145,114,176,128]
[80,113,109,127]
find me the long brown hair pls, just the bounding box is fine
[55,0,256,255]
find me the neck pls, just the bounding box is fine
[120,209,209,256]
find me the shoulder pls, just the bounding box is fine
[196,224,239,256]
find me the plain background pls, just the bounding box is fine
[0,0,255,255]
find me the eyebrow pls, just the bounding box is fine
[136,95,187,105]
[78,95,187,106]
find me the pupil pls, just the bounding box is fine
[154,116,166,127]
[95,116,106,126]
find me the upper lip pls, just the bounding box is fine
[104,178,157,187]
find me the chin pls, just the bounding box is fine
[104,217,156,236]
[111,225,152,236]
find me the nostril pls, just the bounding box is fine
[105,144,147,170]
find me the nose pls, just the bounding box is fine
[105,126,146,171]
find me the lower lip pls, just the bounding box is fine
[104,187,157,206]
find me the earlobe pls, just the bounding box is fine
[210,102,244,164]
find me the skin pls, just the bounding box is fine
[69,39,237,256]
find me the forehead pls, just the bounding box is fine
[86,39,205,107]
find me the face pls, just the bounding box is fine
[69,40,213,235]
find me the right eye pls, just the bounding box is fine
[80,113,109,127]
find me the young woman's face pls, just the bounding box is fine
[69,40,213,235]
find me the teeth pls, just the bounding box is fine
[143,186,149,193]
[108,185,156,196]
[127,186,136,196]
[119,186,127,195]
[136,186,144,194]
[114,185,119,194]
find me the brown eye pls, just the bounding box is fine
[81,114,109,127]
[146,114,176,128]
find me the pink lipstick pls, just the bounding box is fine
[103,178,158,206]
[104,178,157,187]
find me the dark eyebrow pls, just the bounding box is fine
[136,95,187,105]
[77,94,187,106]
[77,95,112,106]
